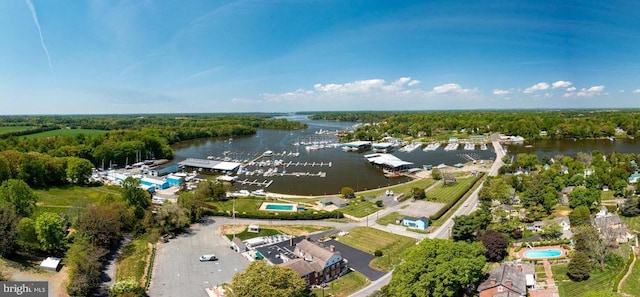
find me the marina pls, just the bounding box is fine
[399,142,422,153]
[464,143,475,150]
[444,143,460,151]
[423,142,441,151]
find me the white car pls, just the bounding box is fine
[199,254,217,262]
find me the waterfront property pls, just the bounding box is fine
[177,158,242,174]
[363,153,414,173]
[518,246,567,260]
[259,202,304,212]
[319,197,349,208]
[342,141,372,152]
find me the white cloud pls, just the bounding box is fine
[586,85,604,92]
[523,82,549,93]
[382,77,420,91]
[566,87,576,92]
[552,80,572,89]
[428,83,475,95]
[633,89,640,93]
[562,93,574,98]
[313,79,386,93]
[576,85,605,97]
[492,89,510,95]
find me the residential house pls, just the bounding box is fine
[560,186,575,205]
[281,239,347,286]
[319,197,349,208]
[401,216,429,230]
[628,173,640,184]
[559,166,569,175]
[553,216,573,239]
[526,221,544,232]
[478,262,529,297]
[593,206,633,244]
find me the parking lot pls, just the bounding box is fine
[148,218,249,297]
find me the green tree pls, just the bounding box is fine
[411,187,425,200]
[341,186,355,198]
[574,225,607,268]
[431,168,442,180]
[477,230,508,262]
[541,221,563,239]
[155,201,190,234]
[66,157,94,184]
[567,251,591,281]
[0,155,10,183]
[178,191,205,223]
[66,236,107,297]
[478,177,512,203]
[227,261,310,297]
[452,210,490,242]
[108,277,148,297]
[0,201,18,256]
[121,177,150,219]
[35,212,67,252]
[569,187,601,210]
[76,203,122,249]
[16,217,39,253]
[569,205,592,226]
[388,239,486,297]
[0,179,38,217]
[194,180,229,201]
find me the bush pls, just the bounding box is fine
[375,200,383,207]
[374,250,383,257]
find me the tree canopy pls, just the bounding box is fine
[0,179,38,217]
[477,230,508,262]
[227,261,310,297]
[35,212,68,252]
[388,239,486,297]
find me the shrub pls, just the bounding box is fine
[375,200,383,207]
[374,250,383,257]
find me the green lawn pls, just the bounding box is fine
[209,197,265,214]
[554,262,626,297]
[359,178,436,198]
[375,211,401,226]
[601,190,616,201]
[116,237,152,286]
[336,227,415,271]
[225,227,280,240]
[23,128,106,139]
[426,176,480,203]
[340,200,378,218]
[0,126,34,134]
[312,271,368,297]
[621,216,640,233]
[621,252,640,295]
[33,185,122,218]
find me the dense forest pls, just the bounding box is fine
[0,114,307,178]
[309,109,640,140]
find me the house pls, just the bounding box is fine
[593,207,632,243]
[231,237,247,252]
[553,216,573,239]
[478,262,529,297]
[319,197,349,208]
[560,166,569,175]
[560,186,575,205]
[526,221,544,232]
[628,173,640,184]
[281,239,347,286]
[401,216,429,230]
[248,224,260,233]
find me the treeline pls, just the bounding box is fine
[0,125,58,138]
[0,151,94,188]
[0,114,307,169]
[309,109,640,140]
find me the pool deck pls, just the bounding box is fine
[518,245,568,260]
[259,202,299,212]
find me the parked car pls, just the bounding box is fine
[199,254,218,261]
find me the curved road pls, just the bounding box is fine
[350,140,505,296]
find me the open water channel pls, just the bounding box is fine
[170,115,496,195]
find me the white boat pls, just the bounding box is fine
[480,143,488,150]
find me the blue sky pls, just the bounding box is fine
[2,0,640,114]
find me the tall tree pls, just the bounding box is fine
[35,212,67,252]
[574,225,607,268]
[451,210,490,242]
[0,155,10,183]
[76,203,123,249]
[569,205,592,226]
[567,251,591,281]
[16,217,39,253]
[121,177,150,219]
[388,239,486,297]
[178,191,205,223]
[66,236,107,297]
[478,177,512,204]
[0,179,38,217]
[227,261,310,297]
[569,187,601,210]
[0,201,18,256]
[477,230,509,262]
[66,157,94,184]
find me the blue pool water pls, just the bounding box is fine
[265,204,295,211]
[523,249,562,259]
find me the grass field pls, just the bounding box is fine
[312,271,368,297]
[23,128,106,139]
[554,262,626,297]
[621,216,640,232]
[116,237,152,286]
[375,211,401,226]
[620,252,640,295]
[209,197,265,214]
[0,126,34,134]
[33,185,122,218]
[426,176,480,203]
[601,191,616,201]
[340,200,378,218]
[225,227,280,241]
[359,178,436,198]
[336,227,415,271]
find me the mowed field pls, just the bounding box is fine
[23,128,106,138]
[426,176,480,203]
[337,227,415,271]
[33,185,122,217]
[0,126,35,134]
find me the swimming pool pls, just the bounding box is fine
[523,248,563,259]
[265,204,294,211]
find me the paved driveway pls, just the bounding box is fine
[148,218,249,297]
[324,239,387,281]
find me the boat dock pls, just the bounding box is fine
[444,143,459,151]
[236,179,274,188]
[458,153,481,163]
[423,142,441,151]
[284,161,332,167]
[464,143,475,150]
[399,142,422,152]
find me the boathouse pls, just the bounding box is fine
[342,141,372,152]
[178,158,242,174]
[363,153,413,172]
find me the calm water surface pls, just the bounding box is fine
[507,138,640,158]
[171,116,496,195]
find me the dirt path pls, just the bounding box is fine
[617,247,637,293]
[1,259,69,297]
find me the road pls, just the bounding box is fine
[350,140,505,296]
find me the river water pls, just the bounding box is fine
[170,115,496,195]
[506,138,640,158]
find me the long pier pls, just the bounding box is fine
[284,161,332,167]
[236,179,274,187]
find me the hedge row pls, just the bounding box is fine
[429,173,484,221]
[0,125,58,138]
[203,209,343,220]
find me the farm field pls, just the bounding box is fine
[336,227,415,271]
[426,176,480,203]
[0,126,34,134]
[23,128,106,139]
[33,185,122,218]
